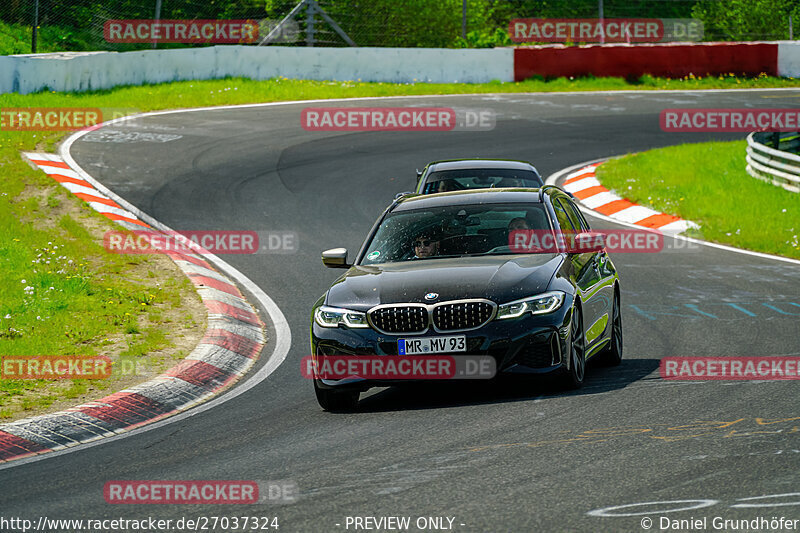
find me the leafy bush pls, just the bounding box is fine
[692,0,798,41]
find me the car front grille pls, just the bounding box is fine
[433,301,495,331]
[368,306,428,334]
[368,299,496,334]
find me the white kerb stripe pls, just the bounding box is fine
[611,205,660,224]
[581,191,621,209]
[58,182,106,197]
[33,166,85,180]
[24,152,62,162]
[564,167,597,181]
[658,220,697,234]
[88,203,138,218]
[563,177,601,194]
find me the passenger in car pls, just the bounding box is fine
[508,217,531,231]
[437,180,457,193]
[496,177,523,187]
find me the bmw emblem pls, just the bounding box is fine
[424,292,439,301]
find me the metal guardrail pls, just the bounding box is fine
[746,131,800,193]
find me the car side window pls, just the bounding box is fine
[551,198,575,231]
[576,209,591,231]
[559,197,589,232]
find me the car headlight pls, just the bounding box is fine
[495,291,565,319]
[314,306,370,328]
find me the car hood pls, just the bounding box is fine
[325,254,563,310]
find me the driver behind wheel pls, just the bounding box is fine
[413,232,440,258]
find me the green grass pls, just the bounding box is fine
[596,141,800,259]
[2,74,799,115]
[0,197,200,415]
[0,83,222,418]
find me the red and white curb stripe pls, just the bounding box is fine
[562,162,698,235]
[20,153,149,228]
[0,153,266,463]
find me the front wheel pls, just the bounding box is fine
[314,380,359,412]
[562,305,586,389]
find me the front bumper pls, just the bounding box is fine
[310,303,573,390]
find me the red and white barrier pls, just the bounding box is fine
[514,42,780,81]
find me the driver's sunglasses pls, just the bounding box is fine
[414,239,433,247]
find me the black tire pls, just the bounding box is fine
[598,290,623,366]
[314,380,359,412]
[562,305,586,389]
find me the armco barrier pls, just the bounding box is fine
[514,42,779,81]
[0,46,514,94]
[746,131,800,193]
[1,42,799,95]
[778,42,800,78]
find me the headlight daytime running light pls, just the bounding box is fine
[496,291,565,320]
[314,306,370,328]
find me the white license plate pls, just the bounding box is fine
[398,335,466,355]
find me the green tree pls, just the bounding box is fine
[692,0,797,40]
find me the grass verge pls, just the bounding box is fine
[1,74,798,422]
[0,181,207,421]
[596,141,800,259]
[2,74,799,115]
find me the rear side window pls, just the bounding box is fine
[421,168,543,194]
[558,198,589,232]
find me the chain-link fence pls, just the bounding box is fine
[1,0,798,55]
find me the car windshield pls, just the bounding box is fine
[421,168,542,194]
[361,202,553,264]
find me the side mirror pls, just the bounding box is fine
[572,232,605,253]
[322,248,350,268]
[416,169,423,182]
[395,191,413,200]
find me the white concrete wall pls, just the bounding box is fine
[0,46,514,94]
[778,41,800,78]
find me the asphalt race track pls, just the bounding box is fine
[2,90,800,532]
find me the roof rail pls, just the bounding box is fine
[539,184,577,201]
[539,184,559,201]
[389,191,416,209]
